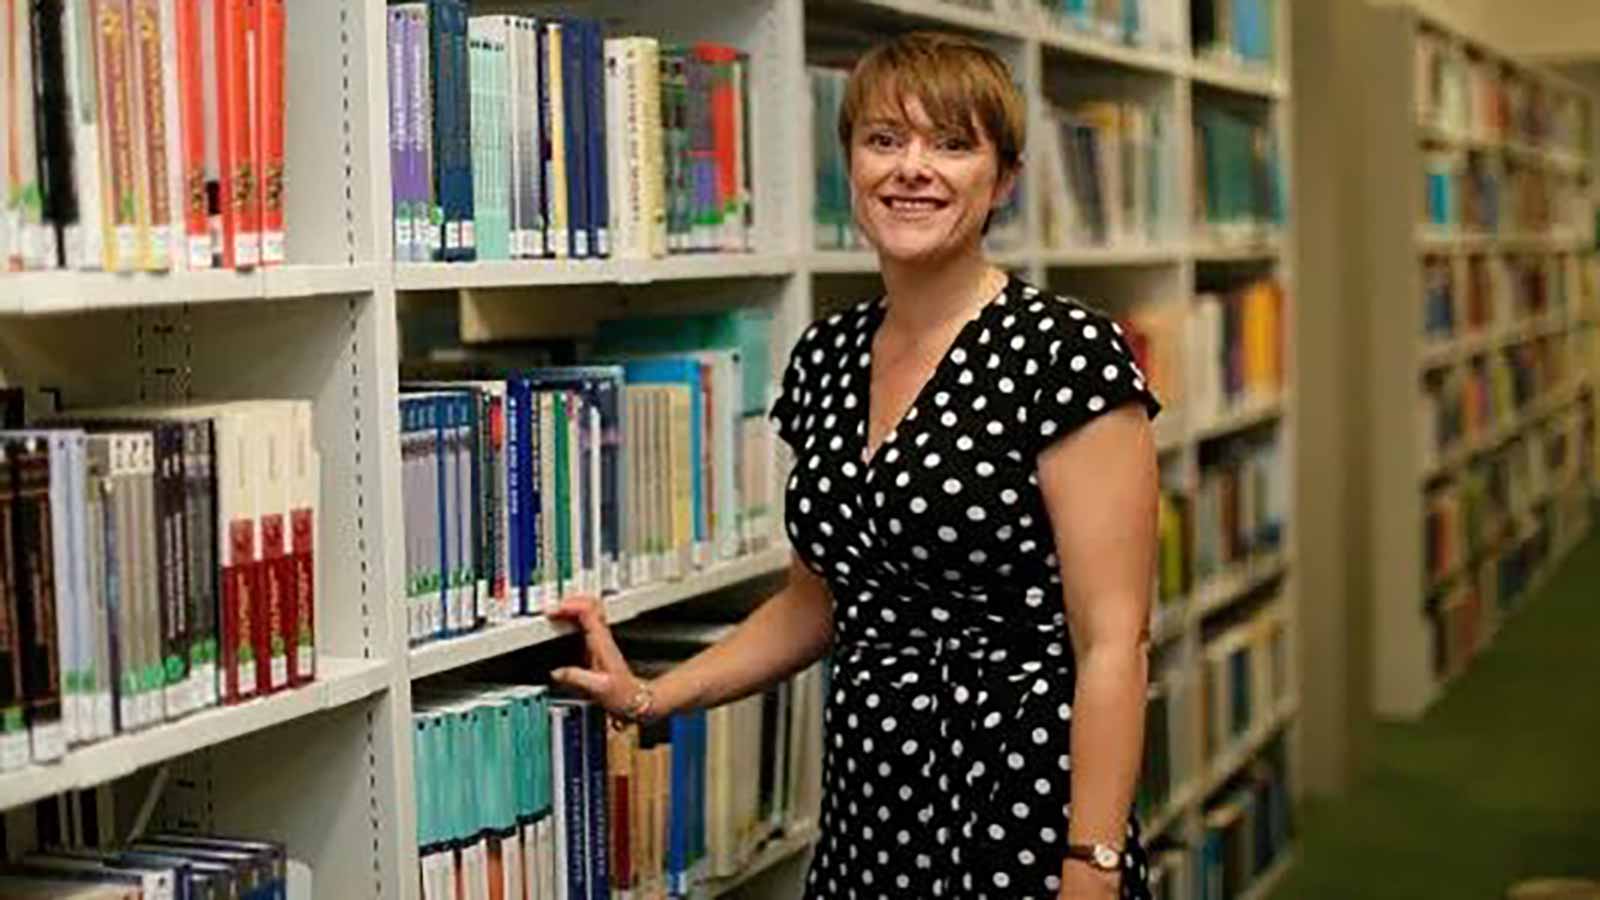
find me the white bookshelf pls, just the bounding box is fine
[0,1,1303,897]
[1354,5,1598,721]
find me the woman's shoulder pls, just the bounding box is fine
[1000,280,1130,362]
[785,297,881,366]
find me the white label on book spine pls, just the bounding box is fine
[96,693,114,738]
[148,226,174,270]
[237,234,261,268]
[30,722,66,762]
[238,662,258,698]
[114,225,139,270]
[20,223,48,268]
[272,655,289,689]
[461,220,475,250]
[531,228,546,258]
[198,663,218,708]
[0,733,28,771]
[395,220,413,255]
[72,694,93,745]
[262,232,285,265]
[596,227,609,258]
[299,644,315,682]
[189,236,213,270]
[165,683,187,718]
[445,222,461,251]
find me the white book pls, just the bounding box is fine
[603,39,634,260]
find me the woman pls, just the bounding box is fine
[551,31,1160,900]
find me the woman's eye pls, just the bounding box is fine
[937,135,973,152]
[865,131,899,149]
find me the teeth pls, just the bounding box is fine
[888,199,941,211]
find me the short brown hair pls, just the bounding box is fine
[837,31,1025,174]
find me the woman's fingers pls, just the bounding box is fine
[550,665,616,702]
[546,595,633,678]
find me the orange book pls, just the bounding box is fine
[176,0,211,268]
[93,0,140,271]
[256,0,284,265]
[215,0,257,267]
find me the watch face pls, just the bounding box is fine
[1093,845,1121,870]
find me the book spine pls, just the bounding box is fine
[82,438,112,739]
[451,0,472,260]
[129,0,172,269]
[11,2,48,269]
[51,435,82,746]
[543,21,565,259]
[529,18,545,258]
[256,0,282,265]
[9,440,63,760]
[289,405,314,684]
[505,379,523,615]
[0,443,24,769]
[584,20,606,258]
[32,0,74,269]
[134,433,161,725]
[600,383,619,594]
[173,0,207,267]
[586,705,610,898]
[186,421,218,707]
[560,20,585,259]
[154,424,192,717]
[386,8,406,260]
[221,421,257,703]
[215,0,256,268]
[92,0,137,269]
[60,0,102,268]
[158,0,185,270]
[424,0,445,261]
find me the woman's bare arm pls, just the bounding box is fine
[549,554,835,719]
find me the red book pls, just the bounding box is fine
[694,43,738,242]
[176,0,211,268]
[222,517,256,702]
[215,0,257,268]
[256,0,284,265]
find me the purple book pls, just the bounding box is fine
[388,9,409,260]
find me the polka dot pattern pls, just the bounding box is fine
[771,277,1160,900]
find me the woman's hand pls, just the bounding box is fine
[1060,862,1120,900]
[546,596,649,719]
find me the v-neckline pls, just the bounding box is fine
[858,275,1015,468]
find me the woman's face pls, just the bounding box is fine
[849,95,1015,265]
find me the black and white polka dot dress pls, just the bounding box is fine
[770,275,1160,900]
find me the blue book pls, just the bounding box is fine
[449,0,477,260]
[561,19,589,258]
[667,714,692,895]
[584,19,609,258]
[584,703,610,899]
[550,701,589,900]
[525,367,624,594]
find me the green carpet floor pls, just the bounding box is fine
[1270,529,1600,900]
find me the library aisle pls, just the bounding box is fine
[1270,527,1600,900]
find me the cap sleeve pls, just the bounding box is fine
[1027,300,1161,456]
[768,322,820,453]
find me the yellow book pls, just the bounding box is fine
[544,22,568,259]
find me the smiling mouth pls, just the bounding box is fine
[880,196,950,212]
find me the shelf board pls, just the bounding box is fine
[1420,379,1589,482]
[707,826,820,897]
[1238,850,1298,900]
[1192,552,1289,623]
[1192,395,1285,442]
[1201,700,1298,797]
[1039,27,1180,76]
[1417,121,1590,174]
[1040,243,1184,267]
[817,0,1026,39]
[806,250,879,275]
[0,656,390,812]
[1187,57,1287,98]
[1419,315,1573,369]
[408,548,791,680]
[1190,238,1283,262]
[1416,230,1586,254]
[5,265,377,316]
[1144,782,1195,843]
[394,254,795,291]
